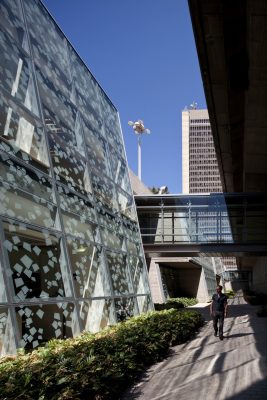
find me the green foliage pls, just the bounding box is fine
[167,297,198,307]
[148,186,170,194]
[149,186,160,194]
[225,290,235,299]
[154,302,184,311]
[154,298,198,310]
[0,310,203,400]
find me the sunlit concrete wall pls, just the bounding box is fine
[128,170,153,195]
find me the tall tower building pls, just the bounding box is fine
[182,108,222,193]
[182,107,237,274]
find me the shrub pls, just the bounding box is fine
[225,290,235,299]
[167,297,198,307]
[0,309,204,400]
[154,302,184,311]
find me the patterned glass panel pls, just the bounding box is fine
[0,30,39,116]
[0,153,56,228]
[32,41,72,99]
[126,241,140,256]
[0,181,57,229]
[0,93,49,170]
[79,299,115,333]
[48,130,91,195]
[114,297,138,322]
[99,91,123,150]
[103,123,124,155]
[57,184,96,222]
[67,237,110,298]
[100,226,124,251]
[44,108,85,157]
[117,189,137,220]
[0,153,53,202]
[3,222,72,300]
[91,172,118,211]
[83,118,111,177]
[0,307,17,356]
[62,213,98,242]
[24,0,71,83]
[136,295,154,314]
[96,204,121,231]
[128,256,150,295]
[0,257,7,302]
[106,251,132,295]
[109,146,131,193]
[0,0,29,52]
[16,302,79,349]
[35,65,77,138]
[122,217,141,244]
[0,0,152,355]
[123,226,140,246]
[70,50,102,129]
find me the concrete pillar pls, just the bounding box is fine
[196,269,209,302]
[252,257,267,294]
[148,259,166,304]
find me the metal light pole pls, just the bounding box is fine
[128,119,150,181]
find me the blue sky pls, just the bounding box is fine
[43,0,206,193]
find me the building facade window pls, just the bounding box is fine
[0,0,152,356]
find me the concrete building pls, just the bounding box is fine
[0,0,152,356]
[182,108,222,193]
[182,107,238,280]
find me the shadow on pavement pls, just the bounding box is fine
[121,296,267,400]
[225,332,253,339]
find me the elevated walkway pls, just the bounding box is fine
[123,294,267,399]
[135,193,267,257]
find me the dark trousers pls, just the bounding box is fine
[212,311,224,336]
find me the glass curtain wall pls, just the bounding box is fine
[0,0,152,356]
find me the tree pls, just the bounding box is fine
[149,186,169,194]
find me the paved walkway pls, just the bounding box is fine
[122,295,267,400]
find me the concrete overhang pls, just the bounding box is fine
[152,257,202,269]
[144,243,267,258]
[188,0,267,193]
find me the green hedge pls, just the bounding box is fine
[154,301,184,311]
[154,297,198,310]
[167,297,198,307]
[0,309,203,400]
[225,290,235,299]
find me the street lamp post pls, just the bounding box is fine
[128,119,150,181]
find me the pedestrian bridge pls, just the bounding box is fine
[135,193,267,257]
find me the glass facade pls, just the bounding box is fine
[0,0,152,356]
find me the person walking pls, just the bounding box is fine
[210,285,228,340]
